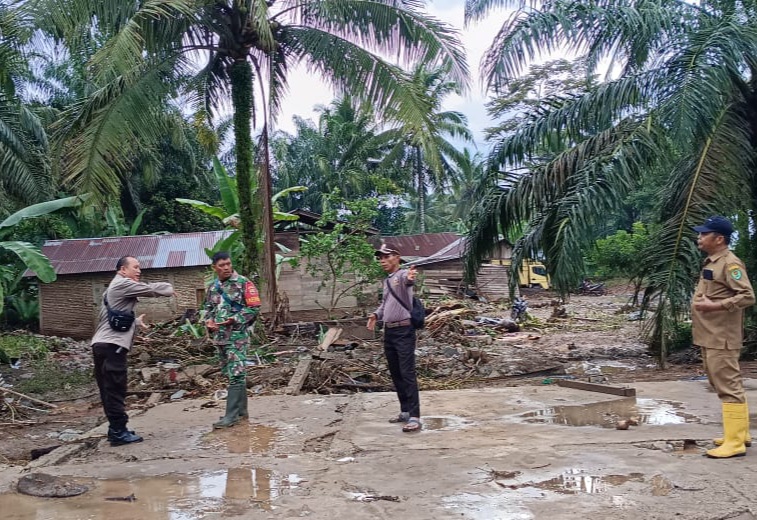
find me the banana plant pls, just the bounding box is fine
[105,206,147,236]
[177,158,306,273]
[0,194,91,313]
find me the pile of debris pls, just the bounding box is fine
[116,302,559,404]
[1,295,653,420]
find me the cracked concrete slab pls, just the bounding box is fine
[0,379,756,519]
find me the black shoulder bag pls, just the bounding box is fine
[103,293,136,332]
[385,280,426,329]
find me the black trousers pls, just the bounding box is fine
[92,343,129,430]
[383,325,420,418]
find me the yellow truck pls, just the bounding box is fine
[491,259,551,289]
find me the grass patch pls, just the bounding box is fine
[15,360,92,397]
[0,334,48,362]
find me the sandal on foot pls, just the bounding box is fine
[402,418,422,433]
[389,413,410,424]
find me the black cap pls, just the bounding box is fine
[374,243,400,257]
[693,216,734,236]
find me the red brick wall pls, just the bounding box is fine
[39,267,210,339]
[38,261,374,338]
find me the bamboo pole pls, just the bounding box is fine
[0,387,58,408]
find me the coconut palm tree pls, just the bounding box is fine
[380,62,472,232]
[464,0,757,358]
[32,0,468,308]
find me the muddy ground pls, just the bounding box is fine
[2,289,757,519]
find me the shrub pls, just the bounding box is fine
[588,222,652,278]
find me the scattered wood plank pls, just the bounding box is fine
[556,379,636,397]
[318,327,343,351]
[0,387,57,408]
[285,357,313,395]
[145,393,163,407]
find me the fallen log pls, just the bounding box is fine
[556,379,636,397]
[145,393,163,407]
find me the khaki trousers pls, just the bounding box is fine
[701,346,745,403]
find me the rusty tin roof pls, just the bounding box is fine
[29,231,233,276]
[378,232,460,259]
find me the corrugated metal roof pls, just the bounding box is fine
[380,232,460,258]
[408,236,514,267]
[31,231,232,276]
[409,237,467,266]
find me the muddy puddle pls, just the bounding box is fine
[203,422,280,454]
[445,468,650,518]
[443,492,534,520]
[501,469,645,495]
[0,468,301,519]
[422,415,474,431]
[516,398,700,428]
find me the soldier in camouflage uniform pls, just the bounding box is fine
[204,251,261,429]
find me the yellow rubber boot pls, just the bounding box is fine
[707,402,748,459]
[714,402,751,447]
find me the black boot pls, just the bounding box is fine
[108,427,143,446]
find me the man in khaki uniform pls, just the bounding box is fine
[91,256,174,446]
[692,216,755,458]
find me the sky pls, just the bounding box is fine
[271,0,508,151]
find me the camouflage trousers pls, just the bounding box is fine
[217,340,248,385]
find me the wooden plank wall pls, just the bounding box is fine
[417,261,514,301]
[418,260,466,298]
[476,264,517,301]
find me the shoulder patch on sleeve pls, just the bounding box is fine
[244,281,261,307]
[728,264,743,280]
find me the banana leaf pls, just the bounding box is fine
[0,194,91,230]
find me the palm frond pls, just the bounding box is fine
[479,0,692,91]
[283,26,432,128]
[293,0,469,87]
[636,101,755,360]
[53,61,182,201]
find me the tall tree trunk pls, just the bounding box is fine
[258,124,278,321]
[230,60,259,276]
[415,146,426,233]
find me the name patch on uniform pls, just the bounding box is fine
[728,264,743,281]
